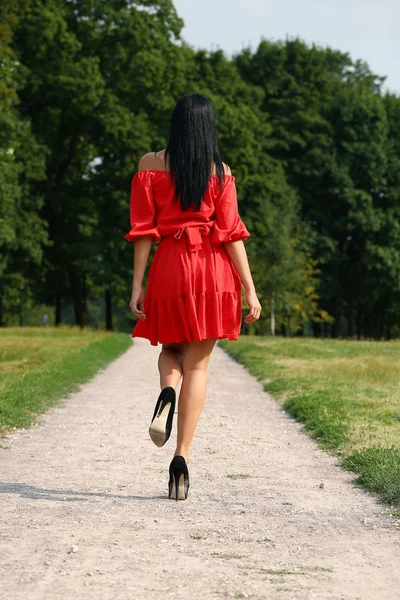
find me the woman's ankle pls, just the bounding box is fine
[174,446,190,463]
[160,383,177,391]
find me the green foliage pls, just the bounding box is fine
[343,447,400,505]
[0,5,47,322]
[234,38,399,337]
[6,0,184,327]
[1,3,400,337]
[284,393,349,449]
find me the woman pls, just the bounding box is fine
[125,93,261,501]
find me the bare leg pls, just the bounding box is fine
[158,342,186,390]
[175,338,217,463]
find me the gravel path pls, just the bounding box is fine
[0,338,399,600]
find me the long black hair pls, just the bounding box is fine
[164,93,225,212]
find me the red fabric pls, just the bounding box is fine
[125,170,250,346]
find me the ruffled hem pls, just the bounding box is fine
[124,228,161,243]
[132,332,239,347]
[130,290,242,346]
[212,217,250,246]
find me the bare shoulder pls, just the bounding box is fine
[212,162,232,176]
[223,162,232,176]
[138,150,166,172]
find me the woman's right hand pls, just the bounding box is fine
[244,287,262,325]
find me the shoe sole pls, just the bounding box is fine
[148,402,172,447]
[169,473,186,501]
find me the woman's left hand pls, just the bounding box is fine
[129,285,146,320]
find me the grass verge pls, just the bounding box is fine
[219,336,400,509]
[0,328,132,436]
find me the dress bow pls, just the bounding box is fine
[174,224,211,252]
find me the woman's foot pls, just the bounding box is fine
[168,455,190,501]
[149,387,176,447]
[174,447,190,464]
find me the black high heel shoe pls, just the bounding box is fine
[149,387,176,447]
[168,455,190,501]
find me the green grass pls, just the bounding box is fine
[343,447,400,505]
[0,327,132,436]
[219,336,400,508]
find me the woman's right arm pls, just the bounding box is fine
[224,240,262,325]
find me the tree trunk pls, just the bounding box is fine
[81,275,90,327]
[270,291,275,336]
[105,288,113,331]
[19,298,23,327]
[366,317,373,339]
[363,313,369,340]
[377,314,384,340]
[55,277,62,325]
[378,299,388,340]
[347,303,354,338]
[68,264,82,326]
[332,302,341,338]
[68,264,90,327]
[356,310,362,340]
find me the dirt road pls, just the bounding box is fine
[0,338,399,599]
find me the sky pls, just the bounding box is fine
[173,0,399,94]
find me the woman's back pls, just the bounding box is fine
[125,150,248,249]
[138,149,231,177]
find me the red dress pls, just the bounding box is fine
[124,170,250,346]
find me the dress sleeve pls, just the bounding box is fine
[124,171,161,243]
[212,176,250,245]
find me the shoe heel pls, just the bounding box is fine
[177,472,185,500]
[149,402,172,447]
[168,472,185,501]
[169,473,176,500]
[168,456,190,501]
[149,387,176,448]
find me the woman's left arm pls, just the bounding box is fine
[129,237,153,320]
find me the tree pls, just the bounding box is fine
[4,8,399,338]
[235,38,394,338]
[11,0,183,326]
[0,4,47,325]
